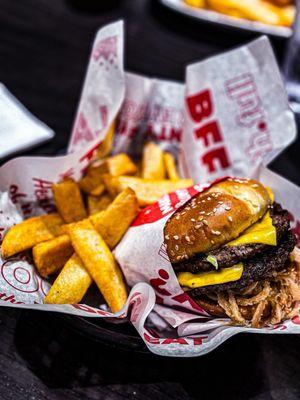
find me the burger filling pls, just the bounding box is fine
[174,202,296,293]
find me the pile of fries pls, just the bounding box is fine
[1,140,192,312]
[185,0,295,27]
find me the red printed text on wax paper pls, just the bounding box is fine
[225,73,273,162]
[9,185,33,217]
[32,178,55,213]
[186,89,231,174]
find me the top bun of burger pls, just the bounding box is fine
[164,178,271,264]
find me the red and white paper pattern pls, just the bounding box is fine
[0,23,299,357]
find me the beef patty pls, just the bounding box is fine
[173,202,291,274]
[187,230,297,296]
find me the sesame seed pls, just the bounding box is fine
[218,201,223,205]
[176,256,182,261]
[173,235,179,240]
[211,240,215,244]
[207,212,212,216]
[175,245,179,250]
[207,197,211,201]
[199,211,205,215]
[170,250,175,255]
[165,235,170,240]
[252,184,259,188]
[195,224,202,229]
[184,254,189,259]
[203,220,208,226]
[225,206,231,211]
[185,236,190,242]
[228,216,233,222]
[181,212,186,215]
[213,208,217,213]
[176,215,180,220]
[201,200,206,203]
[211,230,221,236]
[191,218,196,222]
[234,185,239,189]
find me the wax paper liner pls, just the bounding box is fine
[0,22,299,357]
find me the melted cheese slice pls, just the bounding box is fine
[227,211,276,247]
[177,263,244,288]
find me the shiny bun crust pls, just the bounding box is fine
[164,178,271,264]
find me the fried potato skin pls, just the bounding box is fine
[65,219,127,313]
[87,193,112,215]
[103,175,193,206]
[52,179,87,223]
[89,188,139,248]
[2,213,64,258]
[33,234,73,277]
[44,253,92,304]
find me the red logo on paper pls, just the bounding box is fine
[186,89,231,174]
[72,112,94,146]
[225,73,273,162]
[93,36,117,66]
[288,212,300,244]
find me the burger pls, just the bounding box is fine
[164,178,300,327]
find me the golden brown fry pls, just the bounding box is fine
[33,234,73,277]
[87,193,112,215]
[97,120,116,158]
[184,0,206,7]
[142,142,166,179]
[206,0,291,26]
[52,178,87,223]
[90,188,139,248]
[89,184,106,197]
[103,175,193,206]
[44,253,92,304]
[279,4,295,26]
[65,219,127,313]
[2,213,63,258]
[79,165,106,195]
[163,152,180,180]
[105,153,137,176]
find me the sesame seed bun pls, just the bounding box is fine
[164,178,271,264]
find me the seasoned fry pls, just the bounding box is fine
[207,0,287,26]
[89,184,106,197]
[163,152,180,180]
[65,219,127,313]
[90,188,139,248]
[79,165,106,195]
[87,193,112,215]
[104,153,137,176]
[33,234,73,277]
[44,253,92,304]
[103,175,193,206]
[97,120,116,158]
[2,213,63,258]
[142,142,166,179]
[52,178,87,223]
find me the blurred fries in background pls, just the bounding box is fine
[185,0,295,27]
[1,128,191,311]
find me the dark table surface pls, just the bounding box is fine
[0,0,300,399]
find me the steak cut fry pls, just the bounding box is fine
[65,219,127,313]
[164,152,180,180]
[142,142,165,179]
[97,120,116,158]
[103,175,193,206]
[52,178,87,223]
[44,253,92,304]
[33,234,73,277]
[2,213,64,258]
[104,153,137,176]
[89,188,139,248]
